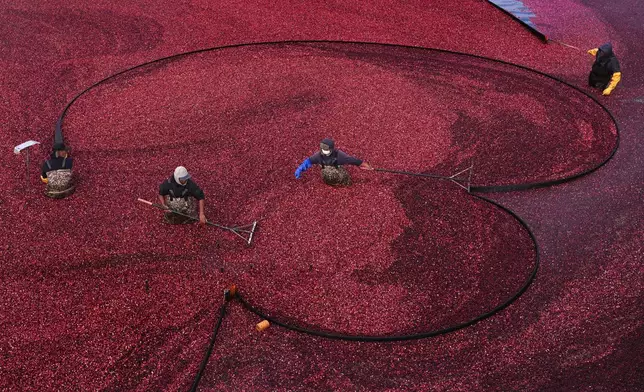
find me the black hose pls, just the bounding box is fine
[189,303,228,392]
[235,192,539,342]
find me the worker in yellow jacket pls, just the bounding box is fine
[588,43,621,96]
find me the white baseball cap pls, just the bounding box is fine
[174,166,191,184]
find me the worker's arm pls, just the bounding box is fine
[158,181,170,208]
[186,181,207,224]
[295,158,313,179]
[157,194,168,208]
[337,150,373,169]
[198,199,206,224]
[41,161,49,183]
[336,150,362,166]
[603,72,621,96]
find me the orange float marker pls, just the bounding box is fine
[256,320,270,332]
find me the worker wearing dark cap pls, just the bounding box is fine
[41,142,74,198]
[295,138,372,186]
[588,42,621,96]
[158,166,207,224]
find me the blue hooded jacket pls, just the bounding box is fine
[295,138,363,179]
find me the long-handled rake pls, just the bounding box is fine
[375,164,474,192]
[137,198,258,245]
[548,39,584,52]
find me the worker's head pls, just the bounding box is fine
[320,138,335,156]
[53,142,68,158]
[174,166,191,185]
[598,42,613,58]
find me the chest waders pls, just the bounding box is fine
[320,153,352,186]
[44,158,75,199]
[164,179,197,224]
[589,61,612,89]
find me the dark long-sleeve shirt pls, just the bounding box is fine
[159,176,205,200]
[41,157,73,179]
[308,150,362,167]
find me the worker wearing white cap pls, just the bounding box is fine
[158,166,207,224]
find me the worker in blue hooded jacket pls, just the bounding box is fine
[588,42,621,96]
[295,138,372,186]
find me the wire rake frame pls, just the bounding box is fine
[137,198,258,245]
[375,163,474,192]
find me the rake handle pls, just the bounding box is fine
[374,168,452,180]
[136,198,233,230]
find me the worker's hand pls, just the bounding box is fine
[602,72,621,96]
[199,213,207,225]
[360,162,374,170]
[161,203,170,210]
[295,166,307,179]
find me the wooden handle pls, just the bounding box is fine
[137,198,153,205]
